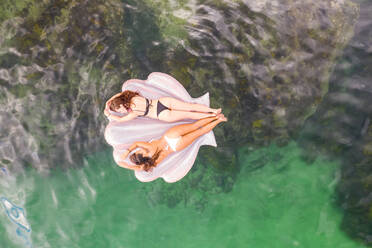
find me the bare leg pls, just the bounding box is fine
[175,117,226,151]
[164,116,218,138]
[162,97,221,114]
[160,109,216,122]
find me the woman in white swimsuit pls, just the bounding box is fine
[104,91,221,122]
[118,114,227,171]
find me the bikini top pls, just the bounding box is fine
[142,98,150,116]
[133,98,150,116]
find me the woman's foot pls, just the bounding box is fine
[213,108,222,114]
[217,113,227,122]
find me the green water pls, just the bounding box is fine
[0,0,371,246]
[1,142,365,247]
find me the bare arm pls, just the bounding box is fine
[104,101,111,117]
[104,92,123,116]
[117,141,152,171]
[108,92,122,102]
[126,141,151,152]
[117,161,144,171]
[109,112,137,122]
[120,141,151,161]
[130,141,151,151]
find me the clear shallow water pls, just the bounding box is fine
[0,0,372,247]
[0,143,366,247]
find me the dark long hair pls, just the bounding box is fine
[130,149,161,171]
[109,90,140,112]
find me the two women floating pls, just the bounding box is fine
[104,72,226,182]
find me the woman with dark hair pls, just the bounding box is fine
[105,73,223,182]
[117,114,227,172]
[104,90,221,122]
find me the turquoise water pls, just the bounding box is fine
[1,0,372,247]
[0,143,366,247]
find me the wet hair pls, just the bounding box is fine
[130,150,161,172]
[109,90,140,112]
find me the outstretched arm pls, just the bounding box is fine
[108,92,122,102]
[117,161,144,171]
[120,141,151,161]
[108,112,137,122]
[117,141,151,171]
[104,92,123,116]
[129,141,151,151]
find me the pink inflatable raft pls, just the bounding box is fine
[104,72,217,183]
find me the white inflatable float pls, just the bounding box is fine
[104,72,217,183]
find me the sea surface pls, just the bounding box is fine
[0,0,371,247]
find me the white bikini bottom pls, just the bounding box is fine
[164,136,181,152]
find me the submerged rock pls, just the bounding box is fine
[0,0,361,219]
[143,153,236,211]
[0,0,165,170]
[3,1,372,245]
[0,0,358,169]
[337,123,372,246]
[298,0,372,244]
[140,0,359,209]
[146,0,358,209]
[165,0,359,147]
